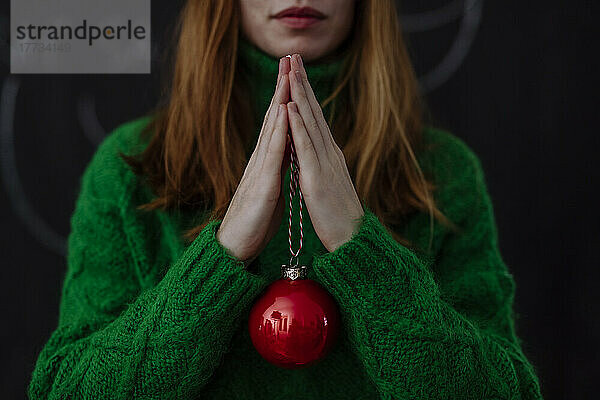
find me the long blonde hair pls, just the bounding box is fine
[123,0,456,251]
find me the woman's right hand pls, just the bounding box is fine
[216,56,292,267]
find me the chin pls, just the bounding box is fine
[273,41,327,61]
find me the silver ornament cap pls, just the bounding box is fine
[281,264,308,281]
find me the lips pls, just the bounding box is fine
[273,6,325,29]
[273,6,326,19]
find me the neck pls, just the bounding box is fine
[237,34,350,157]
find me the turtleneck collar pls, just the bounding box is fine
[237,34,350,155]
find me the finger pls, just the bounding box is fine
[294,54,339,154]
[288,55,328,161]
[262,73,290,155]
[287,101,319,173]
[261,57,285,129]
[263,104,289,177]
[256,74,290,165]
[250,70,281,167]
[262,72,289,148]
[281,134,291,183]
[262,57,291,132]
[255,58,290,159]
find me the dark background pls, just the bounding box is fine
[1,1,597,398]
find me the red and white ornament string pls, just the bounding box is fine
[287,133,303,267]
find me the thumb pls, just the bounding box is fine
[265,184,286,246]
[280,133,292,180]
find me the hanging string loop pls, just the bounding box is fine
[287,133,303,266]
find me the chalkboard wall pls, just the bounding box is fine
[1,1,597,398]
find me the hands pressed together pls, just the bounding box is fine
[217,54,364,267]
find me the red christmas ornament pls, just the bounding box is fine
[248,133,340,369]
[248,264,340,369]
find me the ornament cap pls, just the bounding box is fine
[281,264,308,280]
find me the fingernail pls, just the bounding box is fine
[279,58,284,75]
[297,54,303,68]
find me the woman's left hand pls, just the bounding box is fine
[286,53,364,253]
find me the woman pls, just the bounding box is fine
[28,1,544,399]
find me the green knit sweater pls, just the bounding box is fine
[28,35,544,399]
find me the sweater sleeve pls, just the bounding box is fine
[311,151,543,399]
[28,131,269,399]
